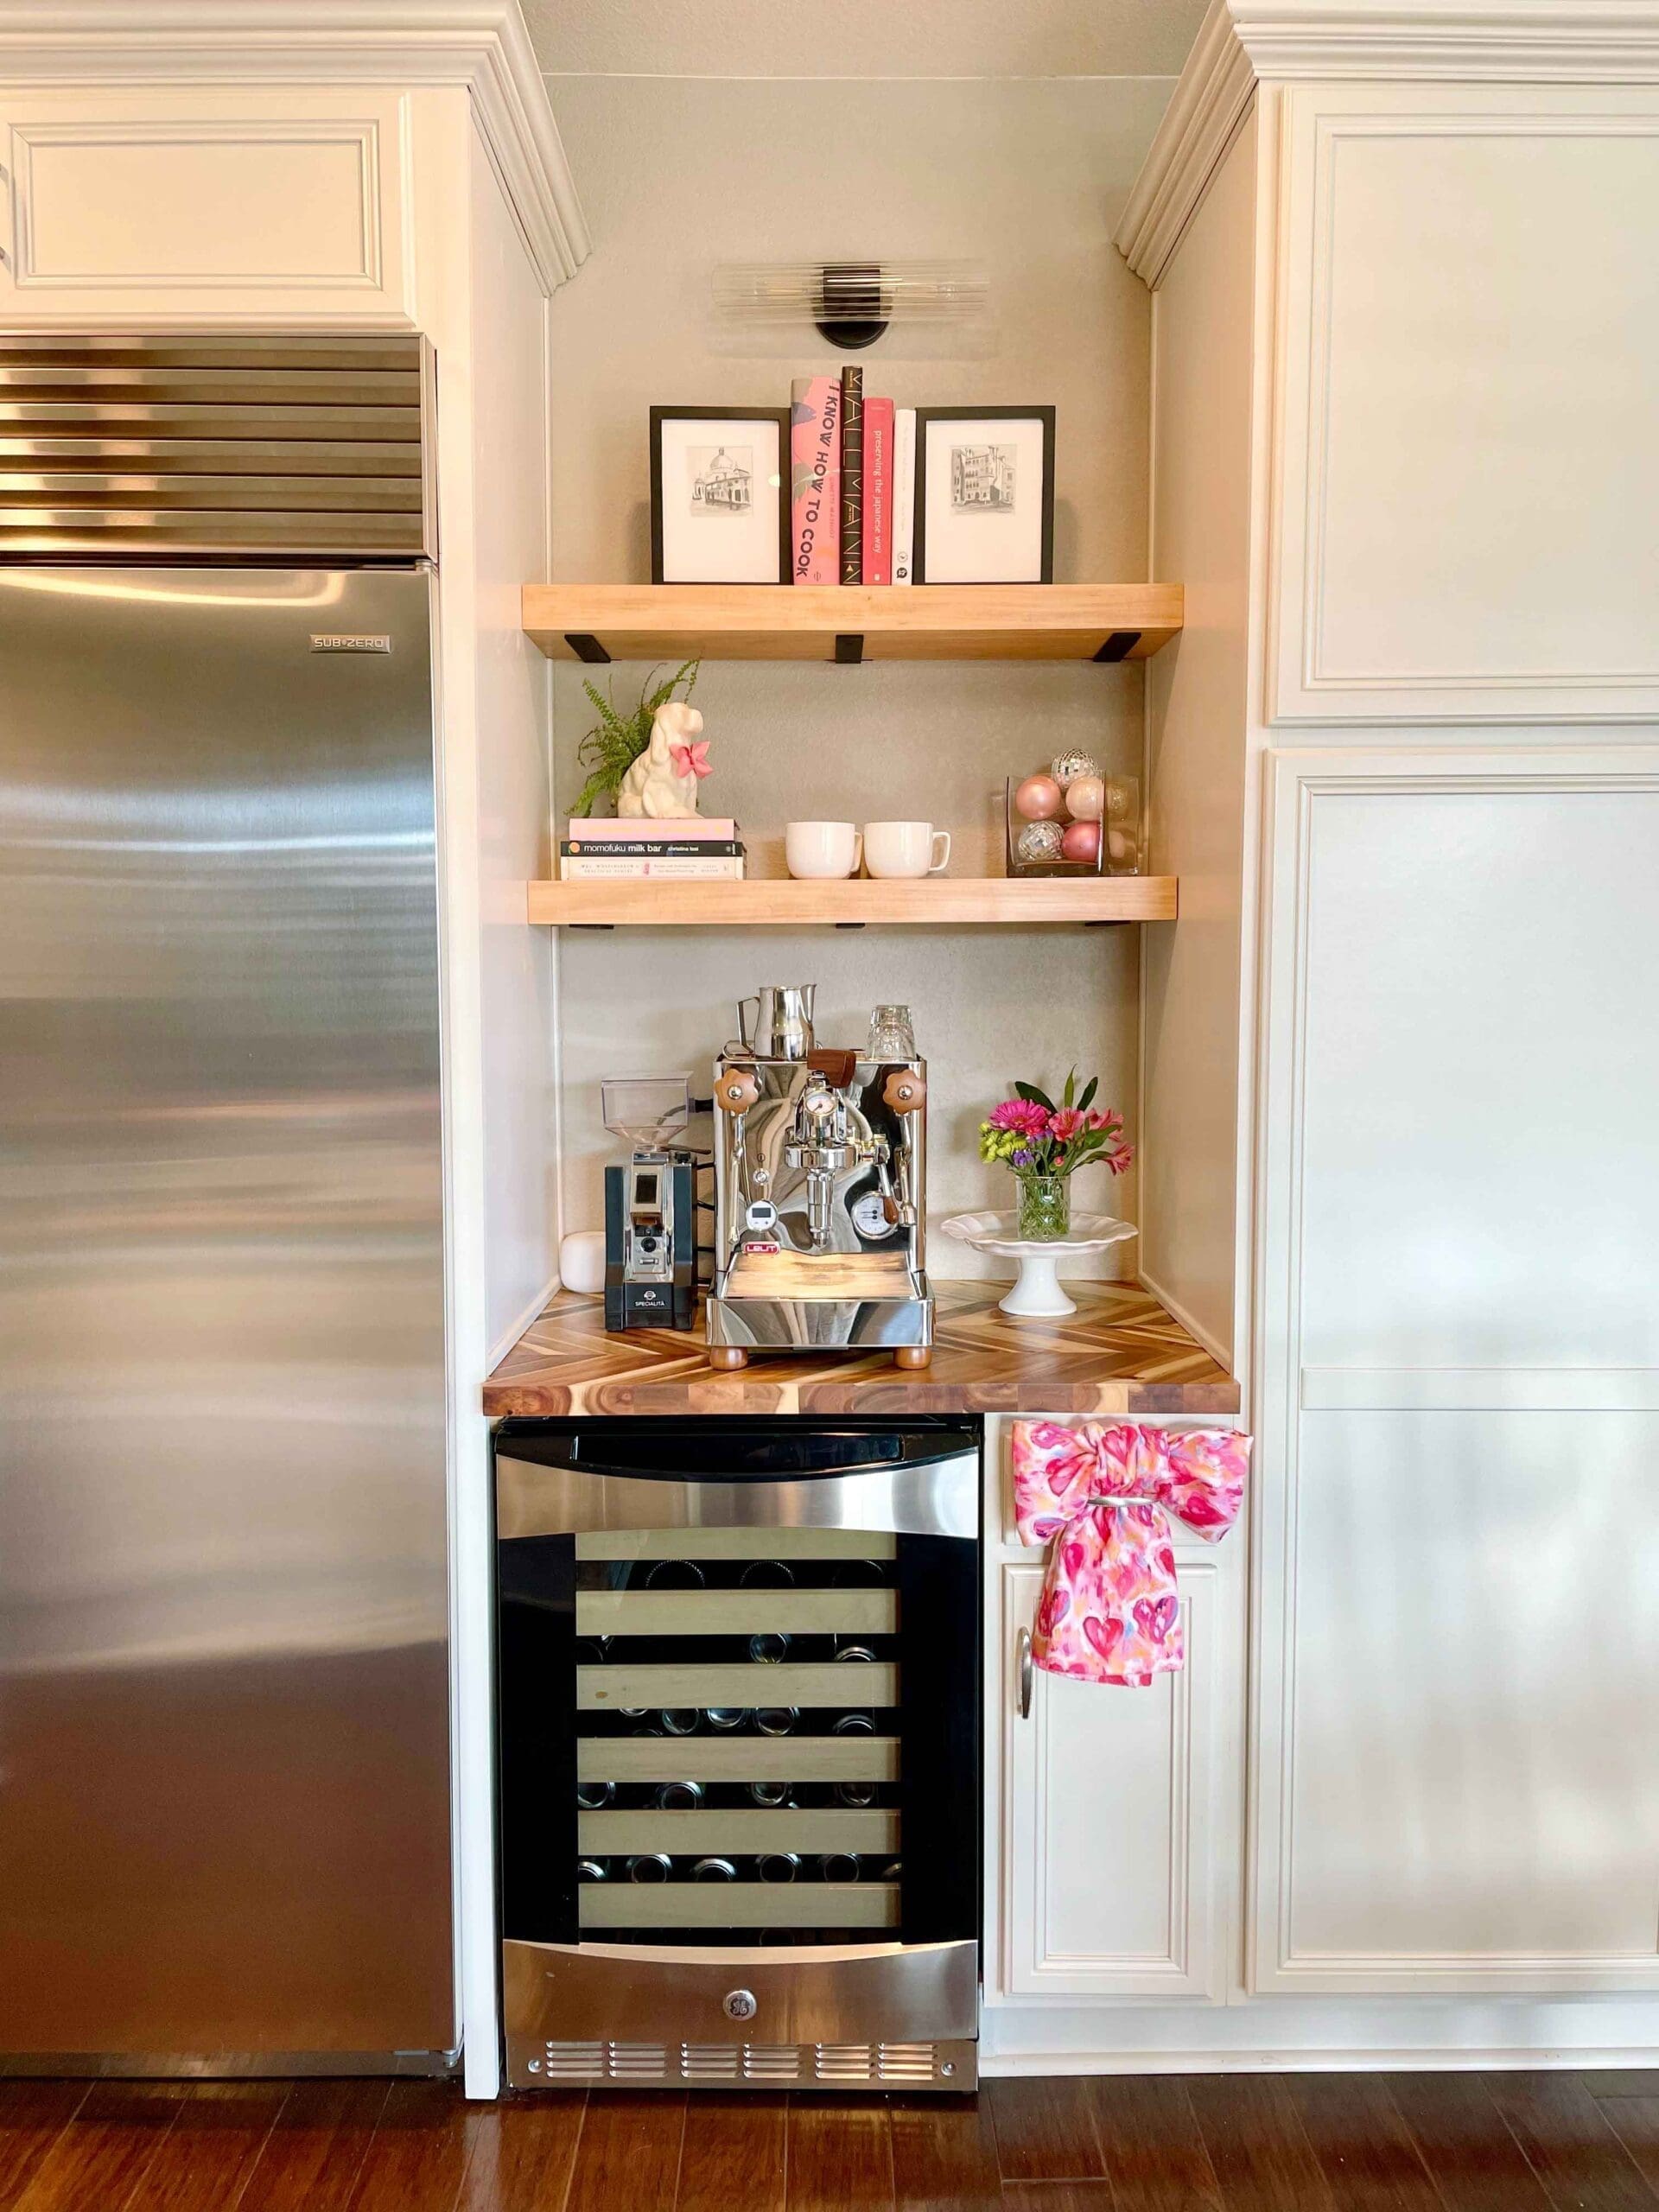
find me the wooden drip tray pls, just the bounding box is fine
[484,1279,1239,1417]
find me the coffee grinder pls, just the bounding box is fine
[601,1074,700,1332]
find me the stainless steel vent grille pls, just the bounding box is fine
[0,334,432,562]
[526,2037,975,2090]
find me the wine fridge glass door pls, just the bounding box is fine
[495,1431,980,1962]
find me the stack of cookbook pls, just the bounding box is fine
[558,818,745,880]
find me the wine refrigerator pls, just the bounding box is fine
[494,1418,982,2092]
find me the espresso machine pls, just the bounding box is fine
[708,985,932,1369]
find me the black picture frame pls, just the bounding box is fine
[912,404,1056,585]
[649,404,793,586]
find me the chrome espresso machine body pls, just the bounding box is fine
[708,988,932,1370]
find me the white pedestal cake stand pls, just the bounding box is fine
[938,1210,1140,1319]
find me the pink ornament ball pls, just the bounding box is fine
[1060,819,1101,864]
[1065,773,1105,823]
[1014,773,1063,821]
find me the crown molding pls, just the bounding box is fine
[1114,2,1255,287]
[0,0,591,292]
[1230,0,1659,80]
[1116,0,1659,284]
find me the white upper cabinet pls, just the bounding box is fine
[1268,83,1659,724]
[0,87,413,322]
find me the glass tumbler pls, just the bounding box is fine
[868,1004,917,1058]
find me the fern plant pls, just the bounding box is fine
[569,659,700,818]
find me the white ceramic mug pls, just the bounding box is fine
[861,821,951,879]
[786,820,862,880]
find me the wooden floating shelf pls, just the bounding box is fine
[526,875,1178,928]
[523,582,1183,664]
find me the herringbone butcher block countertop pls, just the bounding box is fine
[483,1281,1239,1418]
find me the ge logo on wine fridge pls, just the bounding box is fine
[721,1989,758,2023]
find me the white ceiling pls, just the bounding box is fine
[523,0,1209,80]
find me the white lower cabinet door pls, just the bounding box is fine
[1259,1408,1659,1994]
[999,1560,1222,1999]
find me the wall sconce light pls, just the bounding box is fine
[712,261,989,350]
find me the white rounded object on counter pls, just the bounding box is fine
[560,1229,607,1296]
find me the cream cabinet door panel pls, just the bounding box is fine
[1262,1406,1659,1993]
[1253,748,1659,1993]
[1268,84,1659,723]
[1291,755,1659,1376]
[0,89,410,321]
[1000,1560,1222,2000]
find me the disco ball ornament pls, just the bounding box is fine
[1050,749,1101,791]
[1016,818,1065,865]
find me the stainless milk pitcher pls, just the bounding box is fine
[737,983,817,1060]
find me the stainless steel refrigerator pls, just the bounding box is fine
[0,336,454,2071]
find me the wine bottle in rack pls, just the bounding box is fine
[831,1708,877,1805]
[832,1560,887,1587]
[691,1857,736,1882]
[577,1858,609,1883]
[747,1631,790,1663]
[834,1643,877,1664]
[749,1780,794,1808]
[756,1852,799,1885]
[818,1852,861,1884]
[645,1560,706,1589]
[575,1778,614,1810]
[755,1707,798,1736]
[740,1560,795,1588]
[660,1708,701,1735]
[706,1707,750,1730]
[655,1779,703,1810]
[627,1853,672,1884]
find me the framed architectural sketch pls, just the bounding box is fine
[650,407,792,584]
[912,406,1055,583]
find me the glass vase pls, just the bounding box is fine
[1016,1173,1070,1242]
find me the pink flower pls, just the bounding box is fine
[1086,1108,1122,1134]
[1105,1143,1135,1177]
[988,1097,1050,1137]
[1048,1107,1085,1141]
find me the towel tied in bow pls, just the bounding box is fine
[1012,1421,1249,1686]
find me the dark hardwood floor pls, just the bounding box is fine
[0,2069,1654,2211]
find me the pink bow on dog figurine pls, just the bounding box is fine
[1012,1421,1249,1686]
[669,738,712,780]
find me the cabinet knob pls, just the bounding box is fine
[1015,1625,1034,1719]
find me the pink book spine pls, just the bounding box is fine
[569,817,737,841]
[790,375,841,586]
[861,398,894,586]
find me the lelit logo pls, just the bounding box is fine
[310,633,392,654]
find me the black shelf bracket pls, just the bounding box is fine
[835,633,865,665]
[1092,631,1141,664]
[565,632,611,664]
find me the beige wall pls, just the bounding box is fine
[543,73,1170,1274]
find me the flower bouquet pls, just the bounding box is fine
[978,1071,1133,1242]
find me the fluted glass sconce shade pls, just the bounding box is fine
[712,260,989,349]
